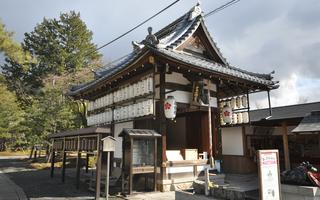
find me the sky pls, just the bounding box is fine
[1,0,320,109]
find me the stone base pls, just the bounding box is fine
[158,177,195,192]
[281,184,320,200]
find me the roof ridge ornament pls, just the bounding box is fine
[145,27,159,46]
[189,3,202,21]
[132,41,145,51]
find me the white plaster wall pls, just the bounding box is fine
[114,121,133,158]
[166,90,192,104]
[221,127,244,156]
[166,72,190,85]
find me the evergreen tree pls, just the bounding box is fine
[2,11,101,102]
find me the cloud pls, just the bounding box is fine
[1,0,319,108]
[209,0,320,107]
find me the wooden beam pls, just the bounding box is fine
[282,122,291,170]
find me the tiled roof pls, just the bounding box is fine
[119,129,161,138]
[153,48,277,86]
[292,111,320,133]
[250,102,320,122]
[48,127,111,138]
[69,4,277,96]
[69,49,148,95]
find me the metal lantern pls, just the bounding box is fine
[222,105,232,124]
[164,96,177,120]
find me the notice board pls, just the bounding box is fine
[258,149,281,200]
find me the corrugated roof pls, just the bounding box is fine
[48,127,111,138]
[119,129,161,138]
[292,111,320,133]
[250,102,320,122]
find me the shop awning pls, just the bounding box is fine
[292,111,320,133]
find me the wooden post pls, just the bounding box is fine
[282,122,290,170]
[85,153,89,173]
[159,65,167,183]
[105,151,110,200]
[95,134,102,200]
[129,138,133,195]
[76,152,81,189]
[76,136,81,189]
[207,79,214,167]
[154,138,157,191]
[62,151,66,183]
[50,150,55,178]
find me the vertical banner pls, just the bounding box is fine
[192,79,209,106]
[258,149,281,200]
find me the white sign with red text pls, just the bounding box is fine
[258,150,281,200]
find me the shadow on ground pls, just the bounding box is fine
[0,157,95,199]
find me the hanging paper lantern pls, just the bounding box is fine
[164,96,177,119]
[232,113,238,124]
[242,96,248,108]
[242,112,249,123]
[231,97,237,109]
[222,105,232,124]
[236,96,242,108]
[237,112,243,124]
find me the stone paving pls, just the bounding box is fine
[0,156,223,200]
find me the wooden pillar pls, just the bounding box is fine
[129,138,133,195]
[282,122,290,170]
[207,79,213,159]
[50,150,55,178]
[62,151,66,183]
[159,65,167,185]
[153,138,157,191]
[95,134,102,200]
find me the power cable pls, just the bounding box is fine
[86,0,181,57]
[99,0,241,70]
[204,0,240,18]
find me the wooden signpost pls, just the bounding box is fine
[258,149,281,200]
[102,136,116,200]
